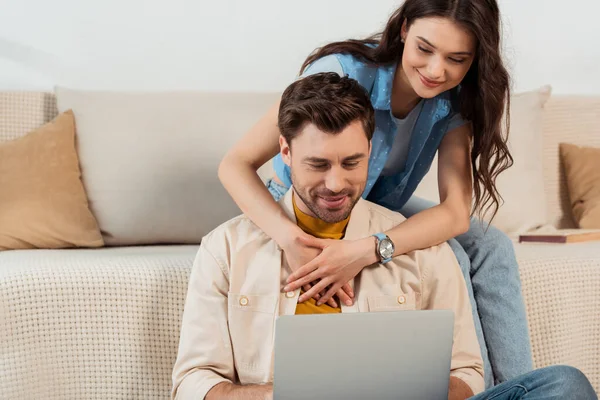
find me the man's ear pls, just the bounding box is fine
[279,135,292,167]
[368,141,372,159]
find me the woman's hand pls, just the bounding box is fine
[280,229,355,308]
[282,235,378,306]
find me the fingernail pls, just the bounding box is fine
[346,300,352,306]
[283,286,289,292]
[316,301,322,306]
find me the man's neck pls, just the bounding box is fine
[292,192,349,240]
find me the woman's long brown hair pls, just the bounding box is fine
[301,0,512,221]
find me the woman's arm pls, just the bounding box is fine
[218,98,353,307]
[385,122,473,255]
[285,123,474,304]
[218,98,300,248]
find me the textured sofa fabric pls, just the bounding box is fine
[0,91,598,398]
[0,246,195,399]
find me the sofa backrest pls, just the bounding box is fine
[541,96,600,229]
[1,91,599,230]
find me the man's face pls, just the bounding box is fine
[280,120,370,223]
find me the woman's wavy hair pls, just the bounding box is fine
[301,0,512,221]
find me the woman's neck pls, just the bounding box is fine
[391,65,421,119]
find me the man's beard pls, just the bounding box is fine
[291,171,362,224]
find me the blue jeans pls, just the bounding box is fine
[469,365,597,399]
[399,195,533,388]
[268,179,533,388]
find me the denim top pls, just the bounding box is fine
[272,53,466,211]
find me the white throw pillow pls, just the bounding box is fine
[56,87,278,246]
[413,85,552,236]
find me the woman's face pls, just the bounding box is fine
[401,17,476,98]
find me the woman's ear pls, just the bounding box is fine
[400,20,408,43]
[279,135,292,167]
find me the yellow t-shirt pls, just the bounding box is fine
[292,194,349,315]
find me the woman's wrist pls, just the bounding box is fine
[360,236,380,265]
[275,220,305,250]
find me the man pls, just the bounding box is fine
[171,73,596,400]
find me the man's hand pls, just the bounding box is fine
[281,230,354,307]
[206,382,273,400]
[283,235,378,306]
[448,376,474,400]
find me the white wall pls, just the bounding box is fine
[1,0,598,94]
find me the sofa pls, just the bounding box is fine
[0,88,598,399]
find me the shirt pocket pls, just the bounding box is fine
[366,292,418,312]
[228,293,278,384]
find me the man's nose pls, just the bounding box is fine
[324,169,345,193]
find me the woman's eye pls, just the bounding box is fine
[449,58,466,64]
[418,46,433,54]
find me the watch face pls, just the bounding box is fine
[379,238,394,259]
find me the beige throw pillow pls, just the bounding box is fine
[0,110,104,250]
[560,143,600,229]
[413,85,552,236]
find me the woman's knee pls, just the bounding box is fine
[459,220,516,260]
[536,365,597,398]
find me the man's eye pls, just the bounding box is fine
[310,164,328,170]
[344,162,360,168]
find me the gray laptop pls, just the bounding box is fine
[273,310,454,400]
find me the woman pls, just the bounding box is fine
[218,0,532,388]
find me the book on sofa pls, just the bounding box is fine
[519,229,600,243]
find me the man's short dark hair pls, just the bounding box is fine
[278,72,375,146]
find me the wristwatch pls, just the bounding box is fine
[372,233,395,264]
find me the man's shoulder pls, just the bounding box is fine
[361,199,408,231]
[201,214,274,258]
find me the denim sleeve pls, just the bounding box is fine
[447,112,469,132]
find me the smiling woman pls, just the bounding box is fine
[218,0,530,390]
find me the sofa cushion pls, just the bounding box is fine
[559,143,600,229]
[0,245,196,399]
[542,96,600,228]
[0,110,104,250]
[514,240,600,391]
[55,88,278,246]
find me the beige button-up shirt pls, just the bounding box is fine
[171,190,484,399]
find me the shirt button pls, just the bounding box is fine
[285,291,295,298]
[397,295,406,305]
[239,296,249,306]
